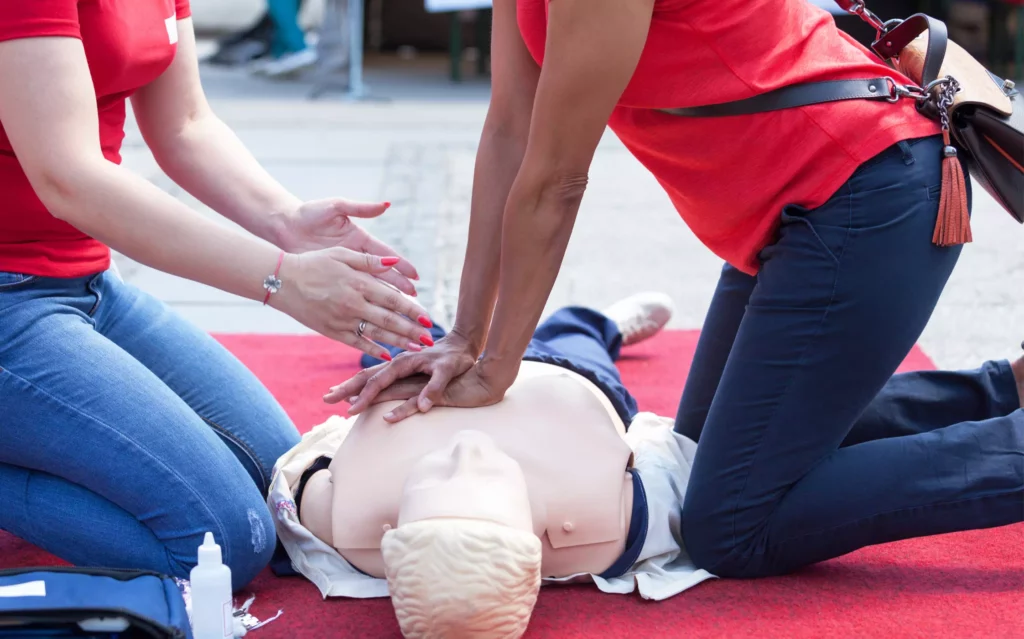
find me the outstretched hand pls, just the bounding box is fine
[279,198,420,296]
[272,248,433,360]
[324,331,509,422]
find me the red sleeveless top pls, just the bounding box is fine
[517,0,939,273]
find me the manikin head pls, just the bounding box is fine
[380,430,542,639]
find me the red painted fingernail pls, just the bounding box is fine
[419,334,434,347]
[383,201,392,208]
[381,257,400,267]
[417,315,433,328]
[381,352,392,361]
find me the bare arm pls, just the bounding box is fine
[451,0,541,352]
[324,0,543,408]
[0,35,280,300]
[129,19,418,295]
[477,0,655,385]
[332,0,654,418]
[129,19,300,248]
[0,35,431,357]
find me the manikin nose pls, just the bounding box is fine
[449,430,497,467]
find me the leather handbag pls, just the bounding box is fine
[661,0,1023,246]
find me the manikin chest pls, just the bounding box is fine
[327,362,635,577]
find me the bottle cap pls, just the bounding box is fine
[197,532,223,566]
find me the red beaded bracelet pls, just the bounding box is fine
[262,251,285,306]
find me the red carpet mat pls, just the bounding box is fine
[1,332,1021,638]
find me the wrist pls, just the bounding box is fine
[450,323,487,357]
[266,252,301,312]
[263,198,303,251]
[477,351,521,389]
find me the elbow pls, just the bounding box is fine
[516,148,591,213]
[139,109,215,168]
[31,170,77,222]
[547,172,589,204]
[535,171,589,213]
[27,160,101,223]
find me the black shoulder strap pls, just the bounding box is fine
[660,12,948,118]
[660,78,894,117]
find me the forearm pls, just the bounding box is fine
[44,161,282,302]
[148,114,300,247]
[478,170,583,379]
[452,119,529,353]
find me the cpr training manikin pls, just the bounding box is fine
[268,360,715,639]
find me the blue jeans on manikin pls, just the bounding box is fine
[0,270,301,589]
[674,135,1023,578]
[361,306,640,424]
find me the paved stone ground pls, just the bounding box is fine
[115,54,1023,370]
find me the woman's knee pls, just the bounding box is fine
[171,498,276,590]
[216,500,276,590]
[682,504,774,579]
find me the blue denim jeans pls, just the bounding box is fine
[675,135,1024,578]
[0,270,300,589]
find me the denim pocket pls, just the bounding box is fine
[774,205,844,264]
[0,272,39,291]
[756,204,847,309]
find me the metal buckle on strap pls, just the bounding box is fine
[847,1,904,39]
[848,1,887,35]
[885,77,927,103]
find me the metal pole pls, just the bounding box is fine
[346,0,366,98]
[450,12,462,83]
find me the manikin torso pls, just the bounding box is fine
[299,361,636,579]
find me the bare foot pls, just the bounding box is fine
[1012,353,1024,410]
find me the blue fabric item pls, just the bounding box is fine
[266,0,307,54]
[361,306,640,424]
[0,568,191,638]
[269,541,300,577]
[597,469,649,580]
[675,135,1024,578]
[0,270,300,590]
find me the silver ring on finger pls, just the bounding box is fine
[356,320,368,339]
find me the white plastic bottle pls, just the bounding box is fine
[189,532,234,639]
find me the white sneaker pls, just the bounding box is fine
[603,292,674,347]
[248,55,276,75]
[259,48,318,77]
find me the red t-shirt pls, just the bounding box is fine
[0,0,191,278]
[517,0,940,274]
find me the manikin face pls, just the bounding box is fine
[397,430,534,533]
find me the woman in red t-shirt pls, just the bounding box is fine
[340,0,1023,579]
[0,1,435,588]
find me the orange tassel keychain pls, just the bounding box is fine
[932,129,972,246]
[931,80,972,247]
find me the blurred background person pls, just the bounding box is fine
[253,0,319,76]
